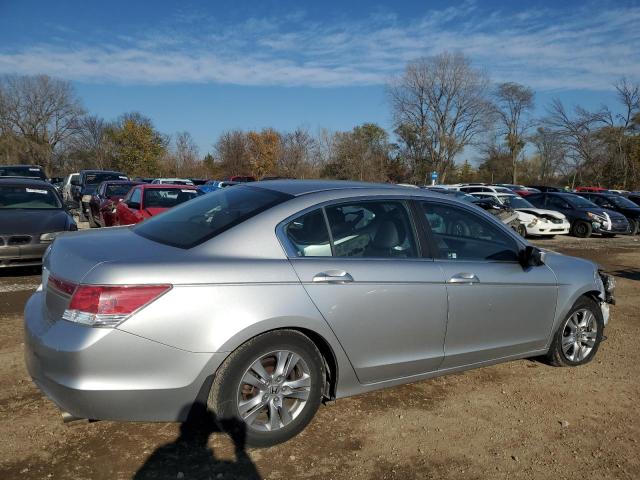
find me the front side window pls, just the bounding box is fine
[325,201,417,258]
[129,188,142,205]
[421,202,519,262]
[134,185,292,248]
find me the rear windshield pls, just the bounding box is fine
[133,185,292,248]
[0,185,61,209]
[0,166,46,179]
[85,172,128,184]
[143,188,200,208]
[105,184,136,197]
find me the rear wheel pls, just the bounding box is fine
[208,330,324,447]
[571,220,592,238]
[546,297,603,367]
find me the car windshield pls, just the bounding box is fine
[85,173,128,184]
[566,195,598,208]
[609,195,639,208]
[0,166,46,179]
[134,185,292,248]
[143,188,200,208]
[499,195,534,209]
[0,185,61,209]
[105,184,136,197]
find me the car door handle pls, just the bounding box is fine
[312,270,354,283]
[447,272,480,284]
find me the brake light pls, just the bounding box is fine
[62,284,171,327]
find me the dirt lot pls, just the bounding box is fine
[1,235,638,480]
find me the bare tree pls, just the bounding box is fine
[278,128,317,178]
[544,100,608,188]
[214,130,250,176]
[493,82,535,183]
[0,74,85,173]
[174,131,200,176]
[388,52,492,183]
[530,127,566,183]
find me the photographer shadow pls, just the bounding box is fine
[134,402,261,480]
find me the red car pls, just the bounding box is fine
[88,180,142,227]
[114,184,202,226]
[575,186,609,193]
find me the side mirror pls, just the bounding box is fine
[520,245,546,268]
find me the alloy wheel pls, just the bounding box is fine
[561,308,598,362]
[237,350,311,432]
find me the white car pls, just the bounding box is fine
[458,185,514,194]
[151,178,195,186]
[62,173,79,203]
[470,193,571,237]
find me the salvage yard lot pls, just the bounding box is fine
[1,235,639,480]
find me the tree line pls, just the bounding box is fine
[1,52,639,188]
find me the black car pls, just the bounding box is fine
[527,192,629,238]
[576,192,640,235]
[526,185,566,193]
[72,170,129,220]
[0,164,47,181]
[0,178,77,268]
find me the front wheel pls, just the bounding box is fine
[208,330,325,447]
[546,297,603,367]
[571,220,592,238]
[517,224,527,237]
[629,219,639,235]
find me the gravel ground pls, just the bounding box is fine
[0,234,638,480]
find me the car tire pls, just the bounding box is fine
[571,220,592,238]
[517,224,527,237]
[208,330,325,448]
[628,219,638,235]
[546,296,603,367]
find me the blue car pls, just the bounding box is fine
[198,180,239,194]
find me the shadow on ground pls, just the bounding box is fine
[133,402,261,480]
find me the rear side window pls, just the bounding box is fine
[134,186,292,248]
[284,201,418,259]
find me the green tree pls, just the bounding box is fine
[106,113,167,176]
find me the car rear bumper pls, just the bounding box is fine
[24,291,225,421]
[0,242,47,268]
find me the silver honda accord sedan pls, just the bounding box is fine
[24,180,615,446]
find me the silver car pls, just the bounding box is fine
[24,180,615,446]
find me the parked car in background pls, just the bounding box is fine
[526,185,566,193]
[228,175,256,182]
[132,177,156,183]
[114,184,201,225]
[151,178,195,186]
[87,180,142,228]
[607,189,630,196]
[0,164,47,180]
[25,180,615,447]
[575,186,609,193]
[458,185,514,194]
[48,177,64,194]
[495,184,540,197]
[62,173,79,204]
[0,178,76,267]
[575,192,640,235]
[199,180,239,194]
[190,178,208,186]
[73,170,129,220]
[468,195,522,234]
[470,192,570,237]
[628,193,640,207]
[527,192,629,238]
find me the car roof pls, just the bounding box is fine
[0,178,54,187]
[249,179,420,197]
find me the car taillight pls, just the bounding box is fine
[62,284,171,327]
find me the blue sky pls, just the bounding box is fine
[1,0,638,156]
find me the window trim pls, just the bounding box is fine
[276,196,426,260]
[414,198,525,264]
